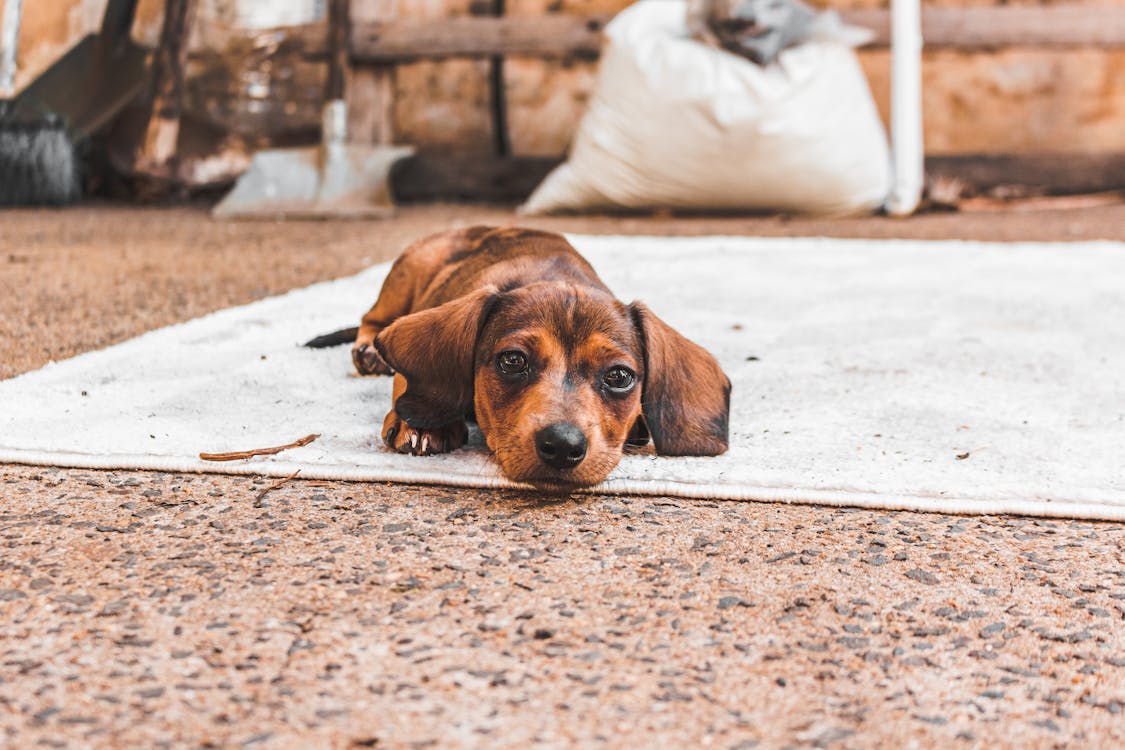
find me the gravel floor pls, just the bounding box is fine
[1,204,1124,749]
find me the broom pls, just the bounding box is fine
[0,0,81,206]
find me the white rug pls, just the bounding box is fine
[2,236,1124,520]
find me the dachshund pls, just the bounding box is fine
[308,226,730,490]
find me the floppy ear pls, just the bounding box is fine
[630,302,730,456]
[374,287,500,429]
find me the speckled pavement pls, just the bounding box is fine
[2,205,1124,749]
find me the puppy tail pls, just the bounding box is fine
[303,326,359,348]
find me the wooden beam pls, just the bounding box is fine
[347,0,397,146]
[268,6,1125,64]
[488,0,511,157]
[843,6,1125,49]
[349,14,611,62]
[134,0,195,178]
[348,66,395,145]
[324,0,350,101]
[349,6,1125,61]
[927,154,1125,196]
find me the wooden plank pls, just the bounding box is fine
[349,14,611,62]
[347,0,396,146]
[135,0,195,178]
[392,153,1125,203]
[324,0,350,101]
[926,154,1125,196]
[348,66,395,145]
[843,7,1125,49]
[488,0,510,157]
[278,6,1125,64]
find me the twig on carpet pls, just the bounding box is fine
[199,434,320,462]
[254,470,302,506]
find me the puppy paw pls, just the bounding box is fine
[382,411,468,456]
[352,341,394,376]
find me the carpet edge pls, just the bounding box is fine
[3,449,1124,522]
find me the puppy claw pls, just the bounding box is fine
[352,341,394,376]
[381,411,468,457]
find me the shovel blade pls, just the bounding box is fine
[213,144,414,220]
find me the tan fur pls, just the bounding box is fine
[351,227,730,490]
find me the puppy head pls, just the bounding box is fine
[376,283,730,490]
[471,283,644,489]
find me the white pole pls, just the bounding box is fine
[0,0,23,98]
[886,0,924,216]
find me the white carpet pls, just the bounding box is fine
[2,236,1124,520]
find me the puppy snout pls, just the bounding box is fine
[535,423,588,470]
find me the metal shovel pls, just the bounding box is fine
[213,0,412,220]
[212,99,412,220]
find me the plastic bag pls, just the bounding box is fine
[686,0,873,66]
[520,0,890,216]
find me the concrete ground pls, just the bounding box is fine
[1,204,1124,749]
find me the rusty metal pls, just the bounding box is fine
[212,0,412,220]
[8,0,148,137]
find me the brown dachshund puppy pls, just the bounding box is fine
[337,226,730,490]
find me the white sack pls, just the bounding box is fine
[520,0,891,216]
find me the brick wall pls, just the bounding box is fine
[6,0,1123,158]
[372,0,1125,157]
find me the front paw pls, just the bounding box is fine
[352,341,394,376]
[382,411,467,456]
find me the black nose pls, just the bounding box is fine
[535,423,588,470]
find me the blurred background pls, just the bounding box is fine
[1,0,1123,208]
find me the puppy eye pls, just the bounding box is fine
[603,366,636,392]
[497,350,529,375]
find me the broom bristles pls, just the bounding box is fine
[0,115,80,206]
